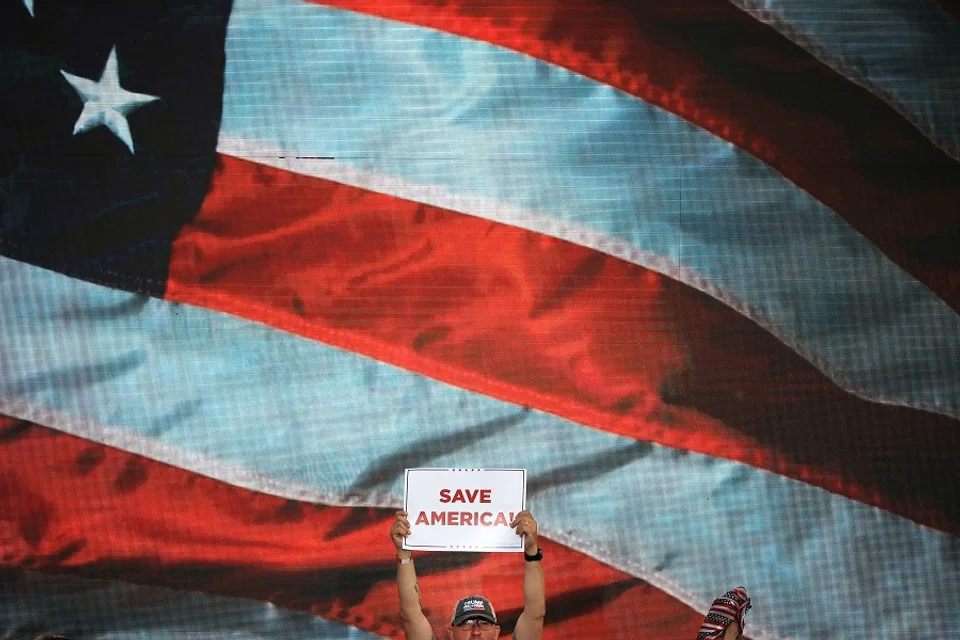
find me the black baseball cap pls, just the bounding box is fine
[450,595,498,626]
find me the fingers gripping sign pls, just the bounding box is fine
[392,510,414,561]
[510,510,539,554]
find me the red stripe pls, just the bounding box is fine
[0,417,712,639]
[167,156,960,534]
[318,0,960,311]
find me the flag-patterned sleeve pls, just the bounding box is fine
[697,587,751,640]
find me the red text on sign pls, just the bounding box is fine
[414,511,516,527]
[438,488,492,504]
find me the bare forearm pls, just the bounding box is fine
[523,559,546,618]
[396,558,434,639]
[396,554,424,620]
[514,556,546,640]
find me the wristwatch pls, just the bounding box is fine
[524,548,543,562]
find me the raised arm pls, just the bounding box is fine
[391,510,435,640]
[511,510,545,640]
[697,587,751,640]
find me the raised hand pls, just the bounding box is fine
[390,510,412,556]
[511,510,539,554]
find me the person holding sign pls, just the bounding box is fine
[390,509,545,639]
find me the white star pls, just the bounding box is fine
[60,47,159,154]
[23,0,34,16]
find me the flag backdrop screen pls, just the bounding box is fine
[1,1,959,638]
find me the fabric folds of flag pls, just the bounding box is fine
[1,1,958,639]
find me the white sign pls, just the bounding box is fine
[403,468,527,552]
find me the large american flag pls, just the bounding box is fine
[1,0,958,638]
